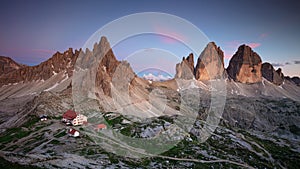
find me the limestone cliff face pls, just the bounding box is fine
[0,48,80,86]
[227,45,262,83]
[261,63,284,85]
[175,53,194,80]
[94,37,121,96]
[195,42,225,80]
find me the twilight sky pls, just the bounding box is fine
[0,0,299,76]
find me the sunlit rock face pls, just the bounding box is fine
[175,53,194,80]
[227,44,262,83]
[195,42,225,81]
[261,62,284,85]
[0,48,79,87]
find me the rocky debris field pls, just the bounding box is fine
[0,88,299,169]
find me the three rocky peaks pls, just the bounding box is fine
[0,36,298,87]
[176,42,292,86]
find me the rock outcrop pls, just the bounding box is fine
[261,62,284,85]
[0,48,80,86]
[285,76,300,86]
[195,42,225,80]
[94,37,121,96]
[0,56,25,75]
[175,53,194,80]
[227,45,262,83]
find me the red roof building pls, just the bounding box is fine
[62,110,77,121]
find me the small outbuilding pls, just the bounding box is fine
[67,128,80,137]
[95,124,107,131]
[39,114,48,121]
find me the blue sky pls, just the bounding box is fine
[0,0,299,76]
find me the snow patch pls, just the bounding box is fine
[143,73,172,81]
[262,79,265,87]
[188,81,199,89]
[44,83,59,91]
[44,75,69,91]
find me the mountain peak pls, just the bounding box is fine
[99,36,111,50]
[175,53,195,80]
[227,44,262,83]
[261,62,284,85]
[194,42,225,80]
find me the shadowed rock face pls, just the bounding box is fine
[0,48,80,87]
[175,53,194,80]
[94,37,121,96]
[285,76,300,86]
[195,42,225,80]
[261,63,284,85]
[227,45,262,83]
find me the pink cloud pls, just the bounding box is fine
[154,26,187,44]
[222,40,261,60]
[259,33,268,39]
[224,53,233,59]
[248,43,261,48]
[223,40,241,60]
[159,36,178,44]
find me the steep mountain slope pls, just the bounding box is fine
[73,37,179,119]
[0,48,79,100]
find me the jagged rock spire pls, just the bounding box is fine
[175,53,195,80]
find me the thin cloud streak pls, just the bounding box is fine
[154,25,187,44]
[222,40,261,60]
[248,43,261,48]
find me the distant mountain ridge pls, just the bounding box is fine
[0,48,80,86]
[0,36,299,100]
